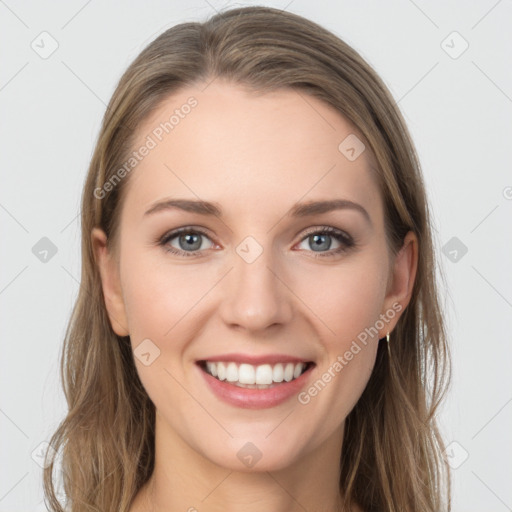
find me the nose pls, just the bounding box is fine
[217,244,294,333]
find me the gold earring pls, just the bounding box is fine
[386,331,391,357]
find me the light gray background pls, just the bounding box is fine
[1,1,511,510]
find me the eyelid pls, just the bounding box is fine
[157,226,216,256]
[297,225,353,244]
[157,224,355,258]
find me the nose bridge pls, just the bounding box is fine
[219,235,293,331]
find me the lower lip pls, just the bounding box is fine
[197,363,315,409]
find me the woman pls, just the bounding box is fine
[43,5,451,512]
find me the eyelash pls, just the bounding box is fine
[157,226,356,259]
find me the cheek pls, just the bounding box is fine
[290,254,386,415]
[120,249,219,342]
[120,253,217,406]
[292,256,387,345]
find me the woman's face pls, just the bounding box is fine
[93,80,416,471]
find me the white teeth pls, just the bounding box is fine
[206,362,217,377]
[239,363,256,384]
[255,364,273,385]
[293,363,303,379]
[273,363,284,382]
[217,362,226,381]
[226,362,238,382]
[202,361,309,385]
[284,363,294,382]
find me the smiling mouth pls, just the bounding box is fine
[197,360,315,389]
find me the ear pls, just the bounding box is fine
[91,227,129,337]
[378,230,418,338]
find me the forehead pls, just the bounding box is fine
[121,80,383,225]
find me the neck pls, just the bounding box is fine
[131,413,353,512]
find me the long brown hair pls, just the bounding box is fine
[43,6,451,511]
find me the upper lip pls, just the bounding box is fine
[197,353,314,366]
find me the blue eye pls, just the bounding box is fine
[158,226,355,258]
[159,227,214,257]
[296,226,355,258]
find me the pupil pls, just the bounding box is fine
[181,233,201,251]
[311,234,330,251]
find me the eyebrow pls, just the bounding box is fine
[144,198,371,224]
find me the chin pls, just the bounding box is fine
[199,435,307,473]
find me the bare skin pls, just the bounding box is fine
[92,79,417,512]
